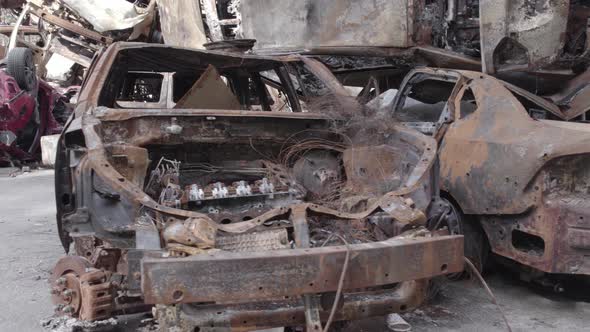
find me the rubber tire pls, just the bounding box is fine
[7,47,37,92]
[431,198,490,279]
[462,215,490,274]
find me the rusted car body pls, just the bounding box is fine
[367,67,590,282]
[51,43,463,330]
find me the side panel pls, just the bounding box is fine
[439,75,590,215]
[240,0,415,50]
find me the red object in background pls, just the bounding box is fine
[0,70,72,166]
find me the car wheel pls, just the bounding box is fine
[7,47,37,92]
[461,213,490,277]
[429,197,489,280]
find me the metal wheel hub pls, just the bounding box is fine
[51,272,83,316]
[50,256,91,317]
[50,256,115,321]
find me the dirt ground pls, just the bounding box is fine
[1,169,589,332]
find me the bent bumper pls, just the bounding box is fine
[141,235,464,305]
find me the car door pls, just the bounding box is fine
[438,73,552,215]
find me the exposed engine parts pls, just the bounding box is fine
[49,44,464,331]
[146,157,306,226]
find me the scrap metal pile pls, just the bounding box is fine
[1,0,590,331]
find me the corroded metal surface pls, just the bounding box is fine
[50,257,90,317]
[52,43,464,328]
[157,280,429,331]
[142,235,463,305]
[390,67,590,276]
[78,270,113,321]
[215,228,290,252]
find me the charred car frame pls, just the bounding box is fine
[52,43,463,330]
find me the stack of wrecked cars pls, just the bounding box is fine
[219,0,590,122]
[0,47,70,166]
[40,0,590,330]
[220,0,590,289]
[50,43,464,331]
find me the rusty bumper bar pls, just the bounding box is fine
[141,235,464,305]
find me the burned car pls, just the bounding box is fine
[361,67,590,287]
[0,47,70,166]
[51,43,463,330]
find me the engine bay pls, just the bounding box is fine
[139,135,418,253]
[97,113,434,254]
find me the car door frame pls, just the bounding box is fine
[389,68,467,142]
